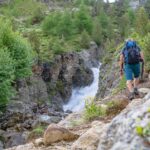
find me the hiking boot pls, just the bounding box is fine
[128,92,134,101]
[134,88,139,95]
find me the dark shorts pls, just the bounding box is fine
[124,63,140,80]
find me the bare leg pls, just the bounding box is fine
[134,77,139,88]
[126,80,134,92]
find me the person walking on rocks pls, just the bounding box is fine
[120,39,144,100]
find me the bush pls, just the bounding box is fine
[80,30,91,49]
[143,34,150,72]
[84,98,106,121]
[74,4,93,34]
[3,0,46,18]
[0,48,14,106]
[0,18,33,79]
[28,126,45,140]
[106,100,128,116]
[0,18,33,108]
[92,18,103,45]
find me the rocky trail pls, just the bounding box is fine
[4,74,150,150]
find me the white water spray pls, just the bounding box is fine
[63,65,100,112]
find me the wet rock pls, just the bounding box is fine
[72,67,93,87]
[96,60,120,99]
[43,124,79,146]
[38,115,52,124]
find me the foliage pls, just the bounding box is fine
[74,4,93,34]
[0,18,33,108]
[143,34,150,71]
[0,0,46,18]
[80,30,91,49]
[106,100,127,116]
[135,7,149,36]
[28,125,45,140]
[92,18,103,45]
[84,97,106,121]
[136,123,150,138]
[112,76,126,94]
[0,48,14,106]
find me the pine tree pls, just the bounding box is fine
[92,18,103,45]
[80,30,91,49]
[135,7,149,36]
[74,4,93,34]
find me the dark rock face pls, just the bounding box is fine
[72,67,93,87]
[96,60,120,99]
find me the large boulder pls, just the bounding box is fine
[43,124,79,146]
[71,121,107,150]
[97,94,150,150]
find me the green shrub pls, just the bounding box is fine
[84,98,106,121]
[28,125,45,140]
[2,0,46,18]
[74,4,93,34]
[80,30,91,49]
[0,18,33,79]
[143,34,150,72]
[136,123,150,137]
[0,18,33,109]
[92,18,103,45]
[106,100,128,116]
[0,48,14,106]
[112,76,126,94]
[42,12,63,36]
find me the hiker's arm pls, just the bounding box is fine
[119,54,124,75]
[140,51,144,62]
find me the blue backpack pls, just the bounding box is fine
[122,41,140,64]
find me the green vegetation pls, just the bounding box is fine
[106,100,127,116]
[136,122,150,139]
[136,109,150,141]
[0,18,33,108]
[84,98,128,121]
[84,97,106,121]
[28,125,45,140]
[112,76,126,95]
[0,48,14,106]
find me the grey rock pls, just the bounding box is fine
[38,115,51,124]
[139,88,150,94]
[97,99,150,150]
[144,92,150,101]
[0,140,3,150]
[4,132,26,149]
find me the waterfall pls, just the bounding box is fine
[63,65,100,112]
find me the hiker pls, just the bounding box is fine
[119,39,144,100]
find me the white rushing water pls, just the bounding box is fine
[63,65,100,112]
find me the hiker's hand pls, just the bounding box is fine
[120,69,123,78]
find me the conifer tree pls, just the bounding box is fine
[135,7,149,36]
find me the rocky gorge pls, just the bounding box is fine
[0,42,101,149]
[3,81,150,150]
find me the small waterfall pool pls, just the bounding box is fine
[63,65,100,112]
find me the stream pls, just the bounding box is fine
[63,65,100,112]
